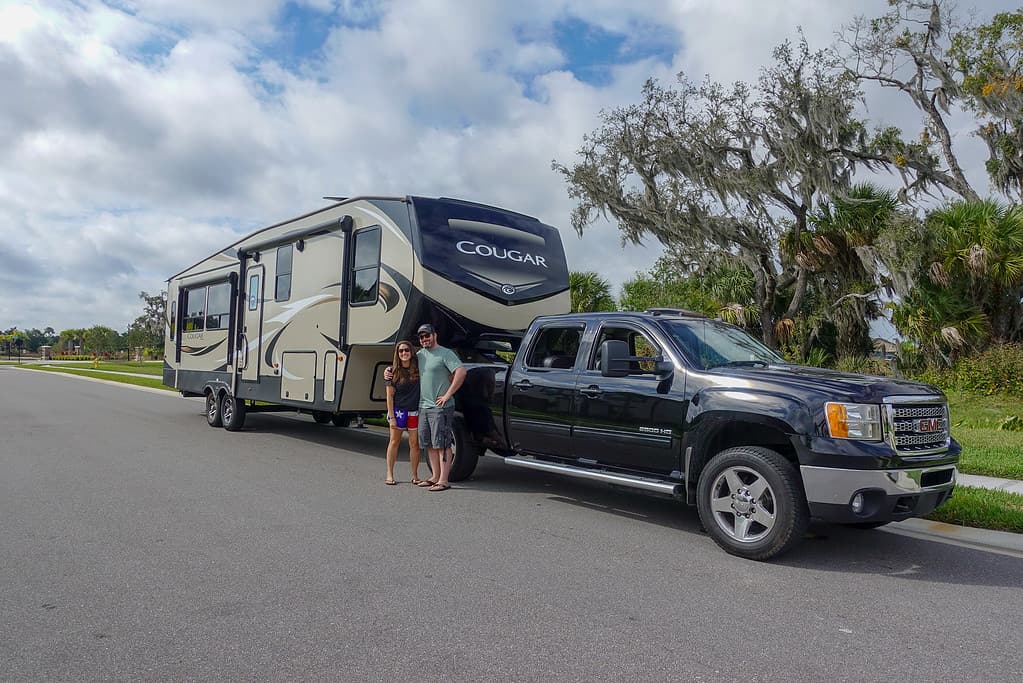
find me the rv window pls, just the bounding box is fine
[248,274,260,310]
[206,282,231,330]
[351,227,380,305]
[169,301,176,340]
[182,288,207,332]
[275,244,293,301]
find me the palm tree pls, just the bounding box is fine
[926,200,1023,343]
[569,271,616,312]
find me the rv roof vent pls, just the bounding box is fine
[323,196,348,202]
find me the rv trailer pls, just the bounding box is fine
[164,195,570,432]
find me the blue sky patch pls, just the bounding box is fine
[553,17,676,86]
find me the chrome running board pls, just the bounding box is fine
[503,456,681,495]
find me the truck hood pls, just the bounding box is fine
[702,364,945,404]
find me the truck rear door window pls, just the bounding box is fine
[524,326,582,369]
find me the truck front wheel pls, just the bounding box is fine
[696,446,808,561]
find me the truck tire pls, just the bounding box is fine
[448,421,482,482]
[696,446,808,561]
[221,394,247,432]
[312,411,332,424]
[205,392,222,428]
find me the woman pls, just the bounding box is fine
[384,340,423,485]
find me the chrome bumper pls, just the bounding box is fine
[801,464,958,505]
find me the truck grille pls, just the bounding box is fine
[885,399,950,456]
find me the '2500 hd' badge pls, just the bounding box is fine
[639,427,672,436]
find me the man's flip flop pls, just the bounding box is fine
[428,484,450,492]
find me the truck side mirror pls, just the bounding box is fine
[600,340,630,377]
[653,358,674,380]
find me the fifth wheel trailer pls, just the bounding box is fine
[164,195,570,431]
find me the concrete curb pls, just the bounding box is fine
[959,472,1023,496]
[883,518,1023,559]
[6,365,187,398]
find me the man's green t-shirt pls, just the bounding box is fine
[417,346,463,409]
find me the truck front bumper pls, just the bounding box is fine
[801,464,957,524]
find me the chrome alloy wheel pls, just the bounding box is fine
[207,394,218,421]
[709,465,777,543]
[221,396,234,424]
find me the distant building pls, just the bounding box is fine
[872,337,898,359]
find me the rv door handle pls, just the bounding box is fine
[579,386,602,398]
[512,380,533,390]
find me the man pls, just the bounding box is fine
[412,324,465,491]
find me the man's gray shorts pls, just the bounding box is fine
[419,406,454,449]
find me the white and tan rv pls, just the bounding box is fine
[164,195,570,432]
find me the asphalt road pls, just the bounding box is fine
[1,367,1020,682]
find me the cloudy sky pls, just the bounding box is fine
[0,0,1010,332]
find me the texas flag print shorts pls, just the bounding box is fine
[393,408,419,430]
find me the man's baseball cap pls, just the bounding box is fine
[416,323,436,335]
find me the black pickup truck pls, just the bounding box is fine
[449,310,959,560]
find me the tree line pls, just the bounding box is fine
[2,291,166,357]
[557,1,1023,369]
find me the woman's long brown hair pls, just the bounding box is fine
[391,340,419,383]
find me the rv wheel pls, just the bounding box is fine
[312,411,332,424]
[331,415,351,428]
[221,394,247,432]
[205,392,222,428]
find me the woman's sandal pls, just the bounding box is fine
[417,480,437,488]
[385,479,397,485]
[428,484,450,492]
[411,478,423,486]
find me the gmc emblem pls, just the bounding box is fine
[914,418,945,433]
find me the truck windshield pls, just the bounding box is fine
[661,319,784,370]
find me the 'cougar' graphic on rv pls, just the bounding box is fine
[164,195,570,432]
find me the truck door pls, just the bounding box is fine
[572,322,680,475]
[240,264,264,382]
[504,323,583,457]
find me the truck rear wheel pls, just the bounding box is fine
[221,394,247,432]
[205,392,222,428]
[696,446,808,561]
[448,421,482,482]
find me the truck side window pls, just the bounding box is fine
[591,326,661,375]
[524,326,582,369]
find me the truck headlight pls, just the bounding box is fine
[825,402,882,441]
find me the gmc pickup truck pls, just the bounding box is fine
[448,310,959,560]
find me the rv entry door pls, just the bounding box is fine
[241,264,265,382]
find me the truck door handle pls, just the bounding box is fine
[579,386,602,398]
[513,380,533,390]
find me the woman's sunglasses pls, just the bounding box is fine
[398,347,412,353]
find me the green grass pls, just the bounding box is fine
[945,391,1023,480]
[925,485,1023,534]
[23,365,173,391]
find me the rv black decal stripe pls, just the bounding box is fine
[322,282,342,289]
[378,282,400,312]
[183,338,227,357]
[264,323,289,367]
[381,264,411,294]
[319,332,342,349]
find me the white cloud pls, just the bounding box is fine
[0,0,1016,331]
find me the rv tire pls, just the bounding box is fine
[312,411,332,424]
[221,394,247,432]
[449,421,481,482]
[331,415,351,428]
[205,392,222,428]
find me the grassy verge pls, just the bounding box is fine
[947,391,1023,480]
[23,365,173,391]
[925,485,1023,534]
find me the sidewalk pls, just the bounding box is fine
[958,472,1023,496]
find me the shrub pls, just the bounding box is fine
[834,355,894,376]
[911,344,1023,397]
